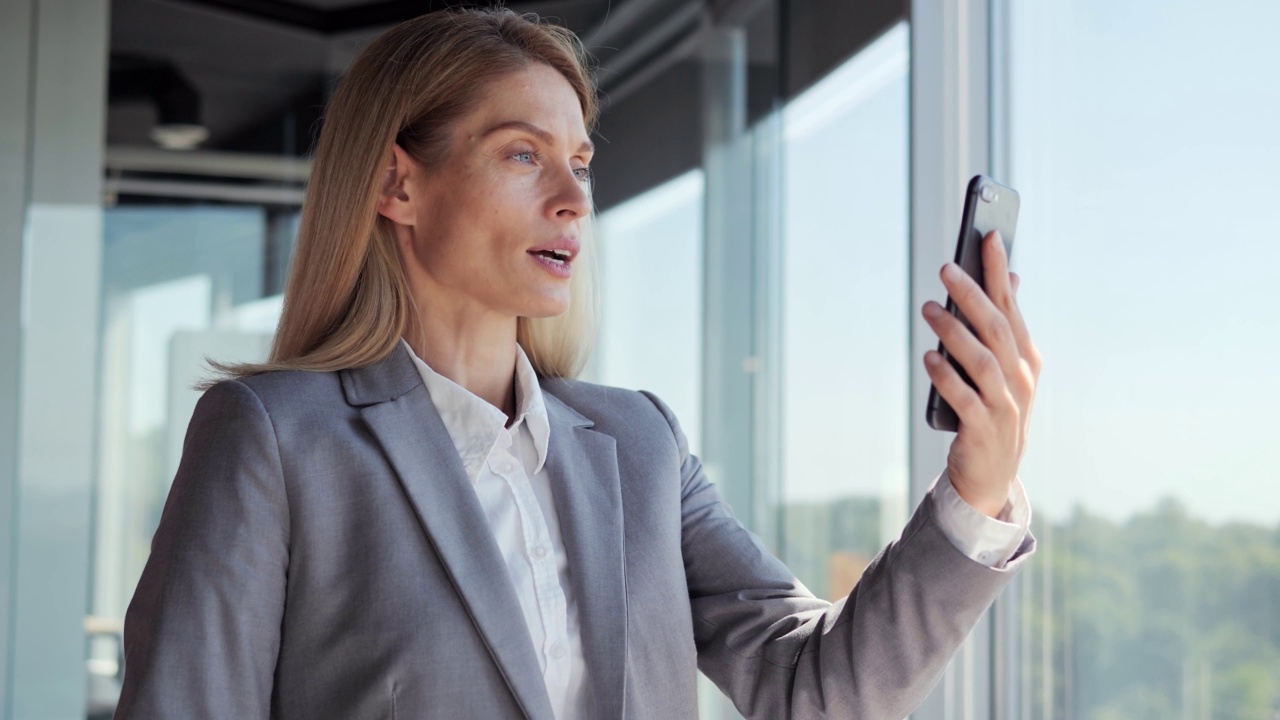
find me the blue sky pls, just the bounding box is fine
[1007,0,1280,524]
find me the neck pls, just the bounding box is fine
[404,303,519,421]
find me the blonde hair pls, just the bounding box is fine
[217,7,600,382]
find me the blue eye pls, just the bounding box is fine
[512,151,537,164]
[573,167,592,182]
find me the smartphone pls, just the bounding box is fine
[926,175,1020,432]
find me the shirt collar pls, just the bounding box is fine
[401,339,550,481]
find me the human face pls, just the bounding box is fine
[392,63,593,321]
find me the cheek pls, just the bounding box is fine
[417,169,542,276]
[412,190,477,264]
[484,170,543,213]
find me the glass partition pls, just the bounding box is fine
[87,202,293,717]
[779,22,910,601]
[594,170,706,454]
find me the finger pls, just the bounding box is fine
[999,268,1040,378]
[924,349,983,425]
[1003,283,1038,377]
[923,301,1009,407]
[983,231,1014,308]
[941,262,1022,380]
[977,233,1038,364]
[982,233,1035,365]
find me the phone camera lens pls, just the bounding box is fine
[979,185,997,203]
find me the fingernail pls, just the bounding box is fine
[924,302,942,318]
[942,263,962,281]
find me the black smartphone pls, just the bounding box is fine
[926,175,1020,432]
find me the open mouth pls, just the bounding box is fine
[529,249,572,265]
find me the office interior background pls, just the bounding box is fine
[1,0,1277,718]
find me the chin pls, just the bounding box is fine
[523,304,571,320]
[519,293,571,319]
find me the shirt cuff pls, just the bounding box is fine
[930,471,1032,568]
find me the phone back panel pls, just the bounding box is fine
[926,175,1021,431]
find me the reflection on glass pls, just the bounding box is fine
[89,204,291,715]
[779,23,909,601]
[1007,2,1280,717]
[595,170,705,453]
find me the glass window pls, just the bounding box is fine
[1005,2,1280,717]
[779,23,910,601]
[594,170,705,453]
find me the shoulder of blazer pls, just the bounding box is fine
[221,346,422,415]
[213,368,347,423]
[540,376,673,438]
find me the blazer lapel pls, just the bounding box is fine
[342,348,556,720]
[542,392,628,719]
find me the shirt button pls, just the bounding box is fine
[499,461,515,474]
[549,643,566,660]
[533,545,548,559]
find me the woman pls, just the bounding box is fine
[115,8,1040,720]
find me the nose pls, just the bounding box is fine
[549,165,591,222]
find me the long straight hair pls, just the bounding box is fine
[217,8,600,382]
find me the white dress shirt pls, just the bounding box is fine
[404,340,1031,719]
[405,340,588,720]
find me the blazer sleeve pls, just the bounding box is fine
[114,379,290,720]
[640,391,1035,720]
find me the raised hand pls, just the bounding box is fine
[921,231,1042,518]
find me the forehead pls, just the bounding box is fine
[465,64,588,140]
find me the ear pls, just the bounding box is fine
[375,143,416,226]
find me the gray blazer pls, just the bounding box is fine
[114,345,1034,720]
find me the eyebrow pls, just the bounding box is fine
[481,120,595,154]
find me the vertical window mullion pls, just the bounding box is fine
[908,0,996,718]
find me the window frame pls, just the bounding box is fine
[907,0,1007,718]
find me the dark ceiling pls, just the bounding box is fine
[161,0,612,35]
[107,0,703,154]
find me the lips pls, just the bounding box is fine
[526,238,578,279]
[528,247,574,264]
[527,237,580,263]
[526,234,579,280]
